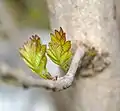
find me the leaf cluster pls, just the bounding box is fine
[19,27,72,79]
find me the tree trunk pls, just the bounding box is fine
[46,0,120,111]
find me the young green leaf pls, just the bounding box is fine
[47,27,72,72]
[19,35,52,79]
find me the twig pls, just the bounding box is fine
[0,46,85,91]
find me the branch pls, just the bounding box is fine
[0,46,85,91]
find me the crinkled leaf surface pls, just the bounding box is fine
[19,35,52,79]
[47,27,72,71]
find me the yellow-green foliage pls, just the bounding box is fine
[47,27,72,71]
[19,35,52,79]
[19,27,72,79]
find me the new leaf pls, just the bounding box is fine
[19,35,52,79]
[47,27,72,71]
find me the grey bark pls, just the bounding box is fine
[46,0,120,111]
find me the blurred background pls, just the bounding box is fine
[0,0,58,111]
[5,0,50,29]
